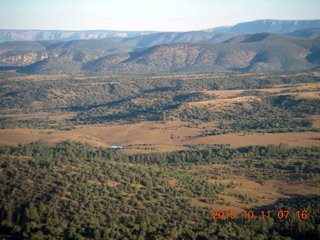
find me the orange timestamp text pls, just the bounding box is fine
[212,209,308,220]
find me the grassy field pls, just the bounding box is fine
[1,77,319,151]
[185,162,320,213]
[0,128,109,147]
[0,123,319,152]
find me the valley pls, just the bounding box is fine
[1,71,319,152]
[0,19,320,239]
[1,70,320,239]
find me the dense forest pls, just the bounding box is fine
[0,142,319,239]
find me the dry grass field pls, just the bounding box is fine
[1,122,319,152]
[0,128,109,147]
[0,72,319,150]
[185,164,320,212]
[184,132,320,148]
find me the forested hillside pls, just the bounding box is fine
[0,69,319,239]
[0,32,319,74]
[0,142,319,239]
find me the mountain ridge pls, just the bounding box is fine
[0,29,156,43]
[1,20,320,74]
[4,33,317,74]
[228,19,320,33]
[1,19,320,43]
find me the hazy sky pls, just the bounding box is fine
[0,0,319,31]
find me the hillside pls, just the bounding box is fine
[0,32,319,74]
[0,69,319,239]
[51,33,320,74]
[0,39,131,68]
[120,31,240,49]
[96,33,319,73]
[0,141,319,239]
[287,28,320,39]
[1,19,320,75]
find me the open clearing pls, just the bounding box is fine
[0,123,319,151]
[0,128,109,147]
[187,165,320,212]
[184,132,320,148]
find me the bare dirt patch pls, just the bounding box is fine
[132,183,145,189]
[107,180,120,187]
[88,180,102,186]
[309,115,320,128]
[188,96,259,107]
[169,178,180,189]
[185,132,320,148]
[294,91,320,100]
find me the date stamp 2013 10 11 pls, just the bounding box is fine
[212,209,308,220]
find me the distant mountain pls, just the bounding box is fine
[120,31,240,50]
[1,32,316,74]
[0,29,156,43]
[208,19,320,34]
[1,19,320,44]
[1,19,320,75]
[121,20,320,50]
[81,33,320,74]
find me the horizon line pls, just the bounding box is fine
[1,18,319,33]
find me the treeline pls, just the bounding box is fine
[0,141,319,239]
[1,71,319,110]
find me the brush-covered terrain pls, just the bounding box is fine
[1,20,320,76]
[1,142,319,239]
[0,70,319,239]
[0,33,319,75]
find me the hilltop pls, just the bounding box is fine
[83,33,319,74]
[1,19,320,43]
[0,19,320,74]
[0,32,319,74]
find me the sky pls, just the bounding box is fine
[0,0,319,31]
